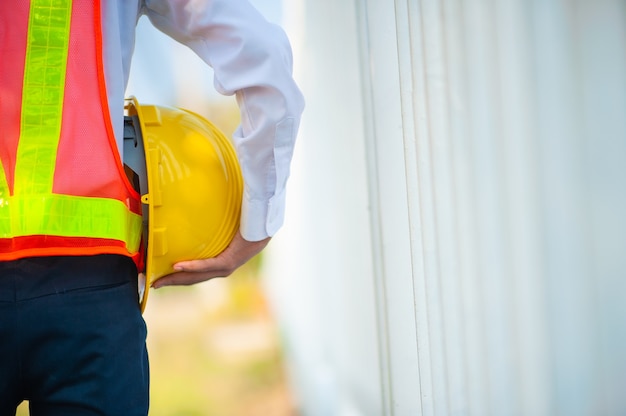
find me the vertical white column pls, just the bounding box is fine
[268,0,626,414]
[265,0,385,415]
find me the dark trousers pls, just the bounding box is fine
[0,255,149,416]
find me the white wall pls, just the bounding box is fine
[263,0,384,414]
[265,0,626,415]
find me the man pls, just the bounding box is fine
[0,0,304,414]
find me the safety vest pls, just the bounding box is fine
[0,0,142,261]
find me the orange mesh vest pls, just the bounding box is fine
[0,0,142,261]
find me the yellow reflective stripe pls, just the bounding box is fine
[14,0,72,195]
[0,158,9,204]
[0,195,142,252]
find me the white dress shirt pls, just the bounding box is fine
[102,0,304,242]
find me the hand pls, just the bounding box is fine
[151,232,271,288]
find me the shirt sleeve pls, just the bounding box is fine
[140,0,305,241]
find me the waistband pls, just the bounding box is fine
[0,254,137,302]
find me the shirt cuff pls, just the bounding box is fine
[239,188,286,242]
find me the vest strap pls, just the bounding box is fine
[16,0,72,196]
[0,194,142,252]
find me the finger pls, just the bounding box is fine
[152,270,224,288]
[153,257,233,288]
[173,258,220,272]
[175,254,237,276]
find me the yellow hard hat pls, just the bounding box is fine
[123,97,243,311]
